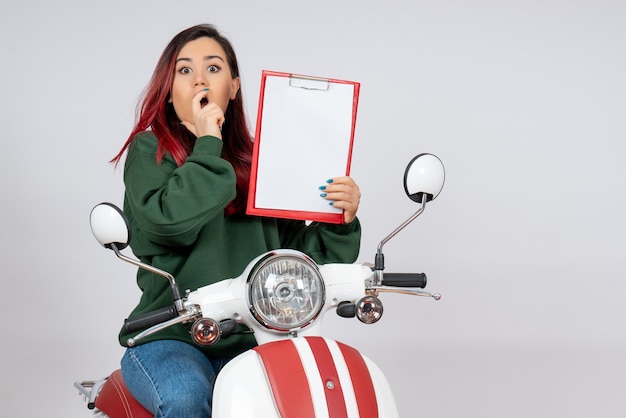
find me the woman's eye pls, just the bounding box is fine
[177,67,192,74]
[207,65,220,73]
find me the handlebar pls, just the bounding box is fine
[124,306,178,333]
[381,272,427,288]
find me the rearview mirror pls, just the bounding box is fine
[89,203,130,250]
[404,153,445,203]
[374,153,445,285]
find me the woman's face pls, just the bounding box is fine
[169,37,239,125]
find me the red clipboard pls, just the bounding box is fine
[246,70,360,224]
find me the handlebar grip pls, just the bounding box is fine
[124,306,178,333]
[381,273,427,288]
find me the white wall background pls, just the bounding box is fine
[1,1,624,417]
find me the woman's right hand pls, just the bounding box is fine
[181,89,225,139]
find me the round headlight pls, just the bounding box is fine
[247,251,325,332]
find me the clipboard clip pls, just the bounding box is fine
[289,74,330,91]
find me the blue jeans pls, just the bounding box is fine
[121,340,231,418]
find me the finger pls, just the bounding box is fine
[322,183,360,201]
[322,176,359,193]
[190,88,209,115]
[320,191,360,217]
[326,198,357,210]
[322,190,354,202]
[327,199,358,224]
[327,176,355,185]
[319,177,360,201]
[179,89,208,134]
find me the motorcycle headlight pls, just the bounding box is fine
[247,251,325,332]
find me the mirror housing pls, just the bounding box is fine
[404,153,445,203]
[89,202,131,250]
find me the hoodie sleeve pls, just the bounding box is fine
[123,133,236,247]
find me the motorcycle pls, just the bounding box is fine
[75,153,445,417]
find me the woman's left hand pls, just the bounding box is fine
[320,176,361,224]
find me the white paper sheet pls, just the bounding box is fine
[252,74,357,216]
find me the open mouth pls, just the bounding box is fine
[200,97,209,108]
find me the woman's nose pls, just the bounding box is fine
[194,72,207,86]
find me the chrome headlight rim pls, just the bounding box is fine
[246,250,325,333]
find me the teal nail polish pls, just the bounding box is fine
[319,185,327,190]
[326,179,334,183]
[203,88,209,91]
[329,201,334,206]
[320,193,327,197]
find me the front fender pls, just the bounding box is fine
[213,337,398,418]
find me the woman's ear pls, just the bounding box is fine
[230,77,241,100]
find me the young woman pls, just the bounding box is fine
[111,24,362,417]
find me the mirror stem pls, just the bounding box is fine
[109,243,185,311]
[374,199,427,285]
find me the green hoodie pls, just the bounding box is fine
[118,132,361,358]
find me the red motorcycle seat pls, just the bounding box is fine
[95,369,153,418]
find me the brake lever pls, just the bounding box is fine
[369,286,441,300]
